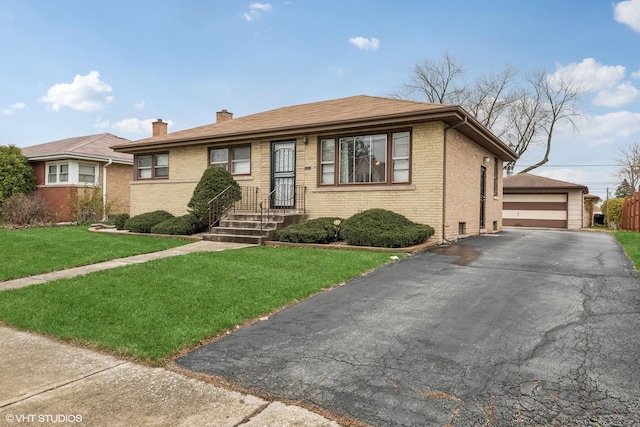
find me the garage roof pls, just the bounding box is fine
[504,173,588,193]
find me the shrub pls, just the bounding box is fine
[0,145,35,203]
[341,209,434,248]
[188,166,241,229]
[0,192,52,225]
[113,213,130,230]
[123,210,174,233]
[278,217,344,244]
[601,197,625,229]
[150,214,201,235]
[69,187,109,225]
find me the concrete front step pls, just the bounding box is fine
[205,212,309,245]
[203,233,265,245]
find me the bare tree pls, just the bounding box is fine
[502,85,546,174]
[395,53,584,174]
[398,51,466,104]
[461,64,519,136]
[615,142,640,193]
[519,70,583,174]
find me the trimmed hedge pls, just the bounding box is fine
[123,210,174,233]
[150,214,201,235]
[278,217,344,244]
[341,209,434,248]
[113,213,130,230]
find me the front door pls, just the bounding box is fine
[272,141,296,208]
[480,166,487,229]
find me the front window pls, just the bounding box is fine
[45,161,95,185]
[47,163,69,184]
[46,162,69,184]
[137,153,169,179]
[340,135,387,184]
[79,164,97,184]
[209,145,251,175]
[320,130,411,185]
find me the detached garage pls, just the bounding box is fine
[503,173,588,230]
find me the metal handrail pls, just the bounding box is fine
[207,185,234,230]
[259,184,306,234]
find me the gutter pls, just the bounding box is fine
[102,158,113,221]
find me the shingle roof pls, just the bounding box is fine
[21,133,133,163]
[504,172,588,192]
[111,95,518,162]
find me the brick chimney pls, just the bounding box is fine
[152,119,168,137]
[216,109,233,123]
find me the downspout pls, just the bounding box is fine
[442,116,467,242]
[102,159,113,221]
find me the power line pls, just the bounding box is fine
[515,164,618,167]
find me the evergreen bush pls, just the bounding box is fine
[150,214,201,235]
[123,210,174,233]
[341,209,434,248]
[278,217,344,243]
[113,213,130,230]
[188,166,241,230]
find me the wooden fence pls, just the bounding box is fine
[622,192,640,231]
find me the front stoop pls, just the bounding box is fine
[202,212,308,245]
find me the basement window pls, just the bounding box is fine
[458,222,466,236]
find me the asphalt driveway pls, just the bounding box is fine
[176,229,640,426]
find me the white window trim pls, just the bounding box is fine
[45,161,99,186]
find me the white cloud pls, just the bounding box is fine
[94,118,110,129]
[112,118,174,135]
[552,58,640,107]
[244,3,272,21]
[538,168,593,184]
[614,0,640,32]
[1,102,26,115]
[40,71,114,112]
[631,69,640,79]
[134,99,146,109]
[349,36,380,51]
[558,111,640,146]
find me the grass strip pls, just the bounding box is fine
[614,230,640,269]
[0,246,397,364]
[0,226,189,280]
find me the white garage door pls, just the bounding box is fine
[503,193,568,228]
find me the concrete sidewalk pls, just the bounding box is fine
[0,241,341,426]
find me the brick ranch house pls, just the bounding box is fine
[111,95,518,243]
[21,133,133,222]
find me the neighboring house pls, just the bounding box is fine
[583,194,601,228]
[21,133,133,222]
[111,95,518,243]
[503,173,589,230]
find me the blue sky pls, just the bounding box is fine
[1,1,640,200]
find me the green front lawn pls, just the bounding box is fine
[0,246,396,364]
[614,230,640,269]
[0,226,190,280]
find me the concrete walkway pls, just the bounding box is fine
[0,241,341,426]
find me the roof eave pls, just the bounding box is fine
[112,105,519,162]
[25,153,133,165]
